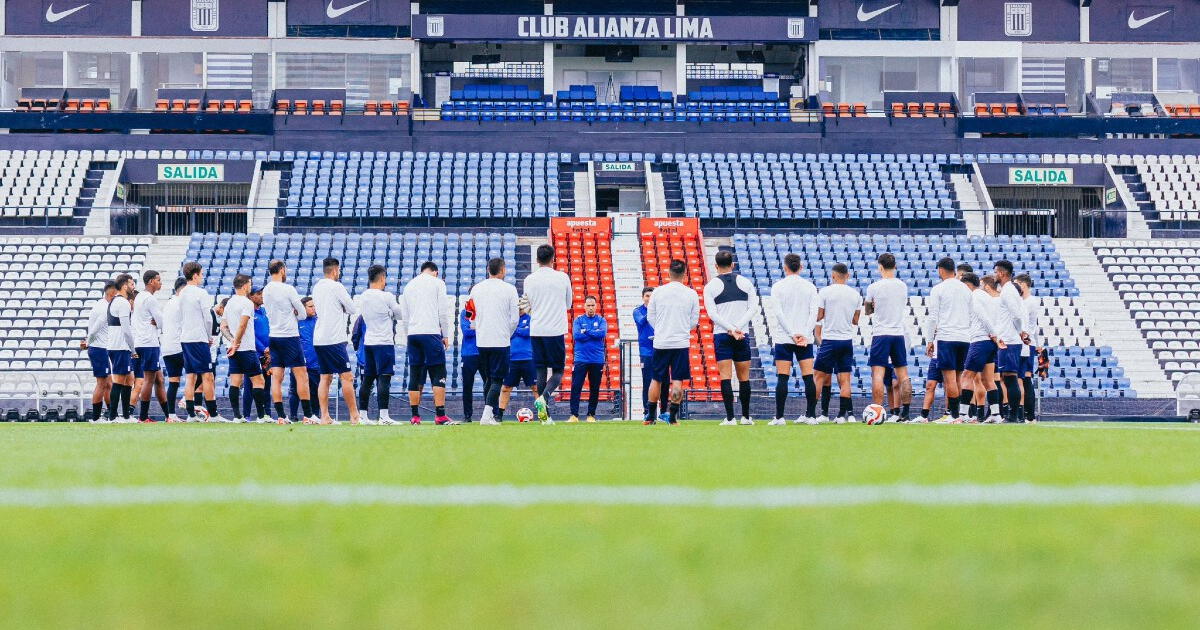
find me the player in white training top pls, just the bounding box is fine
[105,273,139,423]
[355,263,407,425]
[813,263,863,423]
[645,259,700,425]
[923,256,973,422]
[224,273,270,423]
[768,253,820,425]
[81,279,117,423]
[703,249,760,426]
[132,270,168,422]
[178,261,222,422]
[159,277,188,422]
[402,260,454,425]
[1014,273,1040,422]
[311,256,361,425]
[864,253,912,422]
[263,259,315,424]
[993,259,1030,423]
[523,244,573,424]
[468,257,520,425]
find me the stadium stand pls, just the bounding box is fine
[675,153,960,227]
[639,228,722,400]
[0,150,106,229]
[1115,157,1200,234]
[184,231,516,396]
[551,226,621,401]
[0,237,150,372]
[278,152,562,224]
[733,233,1134,399]
[1093,240,1200,388]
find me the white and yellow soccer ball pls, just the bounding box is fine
[863,404,887,425]
[516,408,535,423]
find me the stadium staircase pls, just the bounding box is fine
[250,167,280,233]
[85,156,124,236]
[951,172,988,236]
[550,224,621,409]
[656,164,683,217]
[141,237,193,297]
[612,232,650,417]
[1113,162,1200,238]
[1055,239,1173,398]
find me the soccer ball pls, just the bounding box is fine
[863,404,887,425]
[195,407,210,423]
[516,408,534,423]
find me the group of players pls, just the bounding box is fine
[78,242,1040,426]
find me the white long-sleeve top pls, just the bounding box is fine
[263,280,307,338]
[994,281,1027,345]
[107,295,137,352]
[356,288,405,347]
[468,278,520,348]
[132,291,164,348]
[402,272,451,337]
[702,272,759,335]
[968,291,999,343]
[924,277,972,343]
[85,297,110,348]
[524,266,573,337]
[160,296,182,356]
[1023,294,1040,351]
[769,274,819,345]
[312,278,356,346]
[179,284,213,344]
[647,281,699,350]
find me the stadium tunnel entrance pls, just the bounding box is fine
[111,160,255,236]
[593,161,647,215]
[980,163,1127,238]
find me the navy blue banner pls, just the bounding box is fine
[1089,1,1200,42]
[957,0,1080,41]
[819,0,941,29]
[141,0,269,36]
[287,0,411,27]
[5,0,132,36]
[413,14,817,41]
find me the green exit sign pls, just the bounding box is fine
[1008,167,1073,185]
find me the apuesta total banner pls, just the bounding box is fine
[818,0,941,30]
[5,0,133,36]
[287,0,412,27]
[140,0,269,36]
[413,14,817,42]
[956,0,1081,41]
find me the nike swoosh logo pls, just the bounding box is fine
[326,0,370,19]
[1128,9,1170,29]
[45,2,90,23]
[857,3,900,22]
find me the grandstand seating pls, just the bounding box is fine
[0,150,104,227]
[676,153,960,224]
[732,233,1133,399]
[821,103,868,118]
[1163,104,1200,118]
[550,227,621,401]
[1119,161,1200,229]
[1093,240,1200,387]
[639,229,721,400]
[0,237,150,372]
[279,151,562,221]
[184,231,516,396]
[439,100,790,122]
[889,102,956,118]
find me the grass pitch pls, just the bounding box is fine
[2,422,1200,629]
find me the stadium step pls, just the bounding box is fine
[573,165,594,216]
[250,169,280,234]
[612,232,649,417]
[141,236,193,296]
[85,157,125,236]
[951,173,987,236]
[1106,164,1153,240]
[1055,239,1174,398]
[647,168,667,216]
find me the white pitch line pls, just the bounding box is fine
[3,483,1200,508]
[1035,423,1200,432]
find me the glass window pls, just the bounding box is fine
[1020,57,1085,110]
[66,52,130,107]
[276,53,411,105]
[820,56,940,109]
[959,58,1017,107]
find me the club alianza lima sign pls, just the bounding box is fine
[1008,167,1074,185]
[417,14,814,42]
[157,164,225,182]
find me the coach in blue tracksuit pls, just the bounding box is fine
[289,298,321,420]
[459,307,488,423]
[499,310,536,420]
[568,295,608,422]
[632,286,663,420]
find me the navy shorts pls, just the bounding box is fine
[229,350,263,376]
[269,337,306,369]
[182,342,213,375]
[504,359,537,388]
[964,340,998,373]
[315,343,352,375]
[88,347,111,378]
[652,348,690,383]
[868,335,908,368]
[1020,352,1035,376]
[107,349,132,376]
[407,334,446,367]
[478,347,511,382]
[925,357,943,383]
[136,346,162,376]
[996,345,1023,373]
[814,339,855,374]
[714,333,752,362]
[162,352,184,378]
[363,345,396,377]
[773,343,814,363]
[935,340,970,373]
[532,335,566,371]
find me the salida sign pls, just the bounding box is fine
[157,164,225,182]
[1008,167,1074,185]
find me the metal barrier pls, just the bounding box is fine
[0,371,87,421]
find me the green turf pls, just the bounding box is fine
[2,423,1200,629]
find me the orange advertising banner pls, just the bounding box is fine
[638,217,700,237]
[550,216,613,235]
